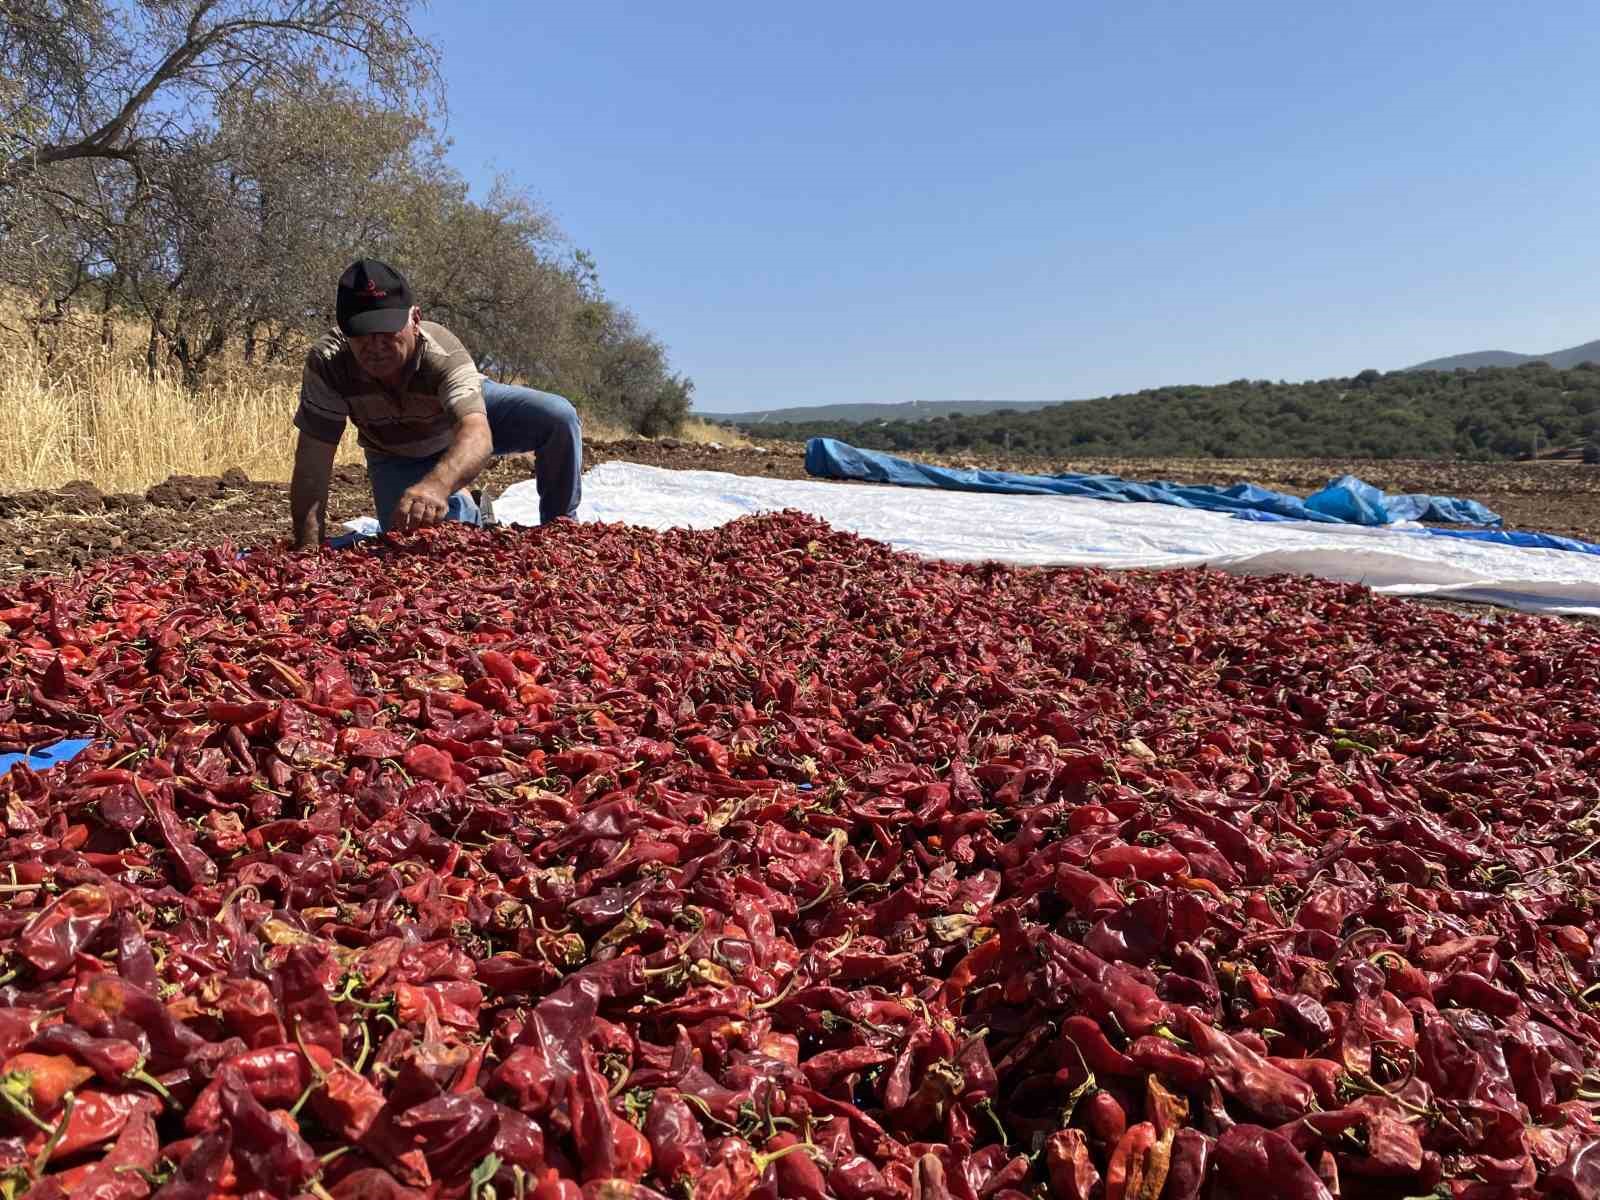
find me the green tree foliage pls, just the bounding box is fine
[0,0,691,433]
[733,364,1600,462]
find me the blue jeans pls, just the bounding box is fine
[366,380,582,529]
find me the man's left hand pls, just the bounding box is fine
[392,479,453,531]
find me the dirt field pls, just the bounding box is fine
[0,439,1597,578]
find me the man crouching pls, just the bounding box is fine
[289,258,581,547]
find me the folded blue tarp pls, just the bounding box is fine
[0,737,93,777]
[805,439,1505,530]
[804,438,1349,522]
[1421,527,1600,556]
[1304,474,1501,527]
[802,438,1600,554]
[1230,509,1600,555]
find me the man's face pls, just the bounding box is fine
[348,307,421,379]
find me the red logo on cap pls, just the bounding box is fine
[357,280,387,299]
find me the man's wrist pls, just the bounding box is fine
[418,471,456,498]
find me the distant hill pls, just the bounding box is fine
[1410,338,1600,372]
[733,362,1600,462]
[701,399,1075,426]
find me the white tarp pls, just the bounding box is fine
[484,462,1600,617]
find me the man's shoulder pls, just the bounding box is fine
[304,328,352,371]
[416,322,478,386]
[418,321,468,358]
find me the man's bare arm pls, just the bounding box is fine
[392,412,493,530]
[289,431,340,549]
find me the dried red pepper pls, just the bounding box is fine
[0,508,1589,1199]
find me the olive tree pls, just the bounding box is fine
[0,0,438,344]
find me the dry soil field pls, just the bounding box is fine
[0,439,1596,578]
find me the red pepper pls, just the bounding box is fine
[185,1042,336,1133]
[1045,1129,1101,1200]
[645,1091,708,1183]
[1179,1010,1315,1123]
[478,649,522,687]
[765,1132,828,1200]
[3,487,1598,1200]
[384,1091,501,1185]
[1062,1015,1138,1077]
[608,1117,654,1184]
[17,884,118,979]
[0,1009,43,1062]
[1165,1129,1213,1200]
[328,1168,433,1200]
[310,1061,386,1140]
[28,1094,160,1200]
[533,1169,584,1200]
[1053,864,1125,916]
[3,1051,92,1114]
[402,743,457,784]
[1215,1124,1335,1199]
[26,1089,146,1162]
[1266,1055,1345,1108]
[1128,1036,1208,1089]
[939,936,1003,1009]
[24,1026,143,1084]
[1082,1089,1126,1147]
[1089,841,1189,880]
[214,977,288,1048]
[338,725,411,759]
[1104,1121,1157,1200]
[215,1062,320,1194]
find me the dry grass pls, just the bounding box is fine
[677,416,751,448]
[0,307,743,493]
[0,311,360,493]
[577,414,752,448]
[578,414,636,443]
[0,344,362,494]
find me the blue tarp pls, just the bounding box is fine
[805,439,1505,529]
[0,737,93,777]
[1304,474,1501,527]
[1421,527,1600,556]
[802,438,1600,557]
[804,438,1348,522]
[1228,509,1600,555]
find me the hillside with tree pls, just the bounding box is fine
[711,399,1074,425]
[1408,337,1600,373]
[720,364,1600,461]
[0,0,692,435]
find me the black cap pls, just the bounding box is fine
[336,259,414,336]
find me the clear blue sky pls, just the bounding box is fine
[409,1,1600,413]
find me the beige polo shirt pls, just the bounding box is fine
[294,321,486,458]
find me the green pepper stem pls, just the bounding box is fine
[126,1068,174,1103]
[0,1088,54,1135]
[30,1092,75,1179]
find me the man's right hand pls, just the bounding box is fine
[390,478,453,531]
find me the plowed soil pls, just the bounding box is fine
[1,439,1597,580]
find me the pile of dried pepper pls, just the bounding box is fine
[1,513,1600,1200]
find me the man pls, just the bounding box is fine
[289,259,582,548]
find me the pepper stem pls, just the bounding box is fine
[752,970,803,1011]
[126,1067,174,1103]
[976,1098,1009,1147]
[0,1088,54,1136]
[293,1016,334,1083]
[752,1142,815,1172]
[30,1092,74,1179]
[353,1019,373,1074]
